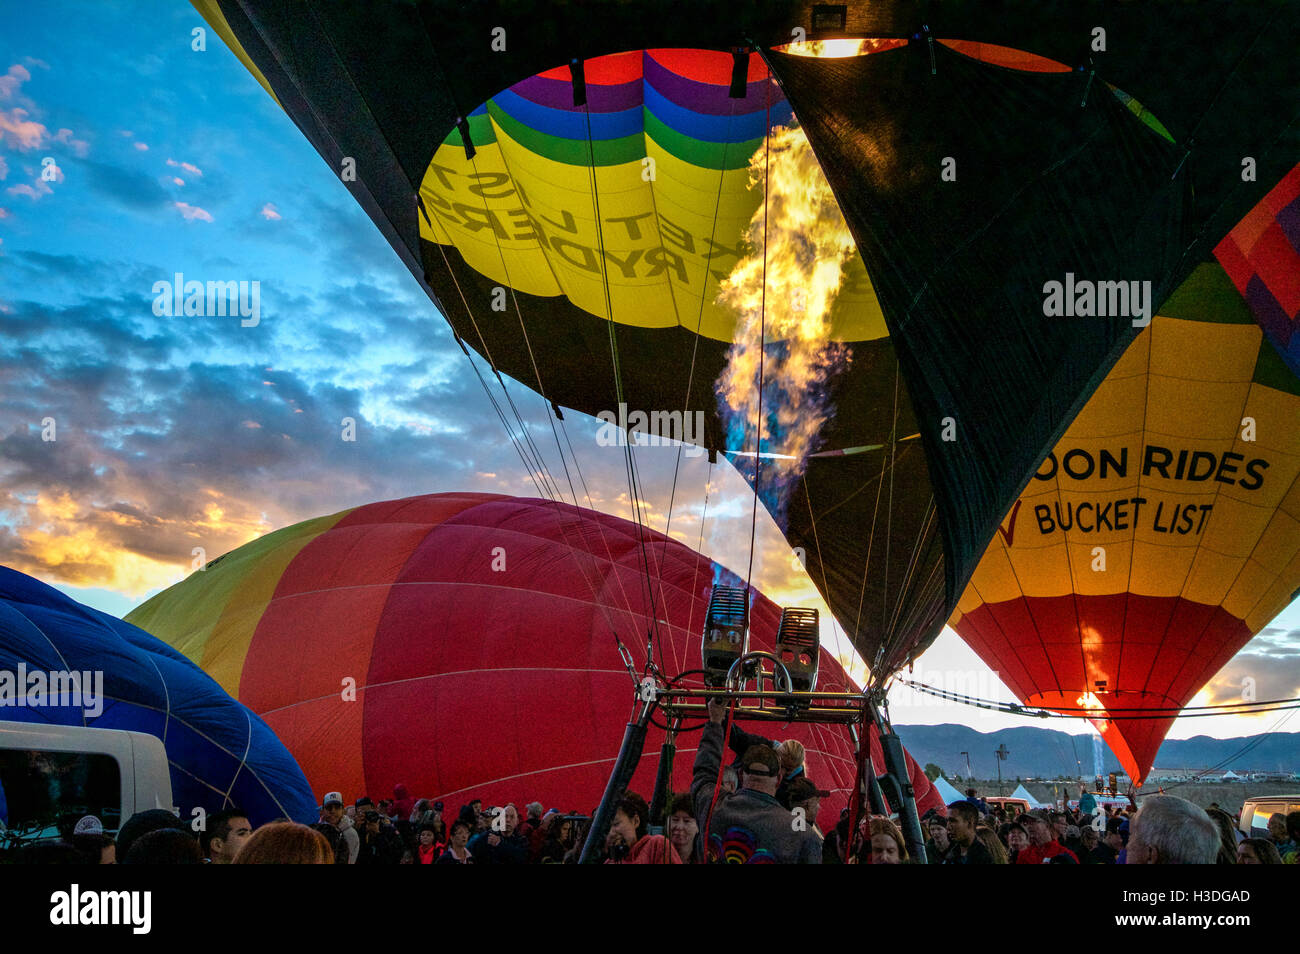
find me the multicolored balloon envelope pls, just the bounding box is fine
[127,493,942,818]
[193,0,1299,683]
[0,567,318,826]
[950,257,1300,784]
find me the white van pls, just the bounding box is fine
[0,720,173,852]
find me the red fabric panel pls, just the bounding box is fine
[955,595,1251,783]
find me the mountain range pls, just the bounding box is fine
[895,724,1300,779]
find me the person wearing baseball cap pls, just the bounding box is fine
[1015,809,1077,864]
[785,777,830,834]
[319,791,360,864]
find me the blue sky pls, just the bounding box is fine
[1,0,1297,748]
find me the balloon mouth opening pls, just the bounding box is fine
[772,38,906,59]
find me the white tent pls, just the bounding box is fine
[1011,783,1044,808]
[932,776,965,805]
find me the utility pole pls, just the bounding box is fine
[995,743,1009,790]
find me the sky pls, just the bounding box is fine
[1,0,1297,755]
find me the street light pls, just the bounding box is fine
[995,744,1009,789]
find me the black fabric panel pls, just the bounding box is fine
[768,38,1189,623]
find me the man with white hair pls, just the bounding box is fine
[1125,795,1219,864]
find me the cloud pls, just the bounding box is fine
[0,64,31,101]
[133,141,149,151]
[51,128,89,157]
[6,179,52,201]
[259,202,280,220]
[1200,628,1300,706]
[0,206,9,218]
[0,155,6,179]
[78,158,170,212]
[171,176,184,186]
[174,201,212,222]
[0,107,47,150]
[166,158,202,177]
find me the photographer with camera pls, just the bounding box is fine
[603,792,680,864]
[692,698,821,863]
[467,804,529,863]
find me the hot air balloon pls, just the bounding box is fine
[950,245,1300,785]
[126,493,943,819]
[0,567,318,827]
[190,0,1299,684]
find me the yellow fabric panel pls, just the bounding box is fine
[190,0,280,107]
[1148,312,1259,383]
[125,511,348,696]
[1245,547,1300,632]
[419,114,888,342]
[1183,546,1247,608]
[963,309,1300,611]
[1224,556,1283,621]
[1244,383,1300,455]
[1144,375,1251,440]
[419,141,563,299]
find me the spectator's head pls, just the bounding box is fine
[363,810,382,835]
[116,809,189,862]
[610,792,649,847]
[739,743,782,796]
[975,826,1008,864]
[124,828,202,864]
[526,801,543,822]
[1204,807,1239,864]
[433,801,444,818]
[449,819,471,848]
[785,777,827,828]
[927,816,950,851]
[721,766,739,795]
[1287,811,1300,844]
[775,739,805,775]
[311,823,346,864]
[233,822,332,864]
[869,817,907,864]
[1266,812,1287,843]
[1022,811,1054,846]
[965,788,977,798]
[1126,795,1218,864]
[1237,837,1283,864]
[1005,823,1029,855]
[202,809,252,864]
[503,803,519,834]
[1104,817,1124,850]
[418,825,437,846]
[1052,813,1069,839]
[1080,827,1099,852]
[321,791,345,826]
[72,833,116,865]
[946,801,980,846]
[666,794,698,860]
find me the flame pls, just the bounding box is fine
[715,124,856,520]
[780,38,906,59]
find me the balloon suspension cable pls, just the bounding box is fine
[897,678,1300,719]
[701,697,738,856]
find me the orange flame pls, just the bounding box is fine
[715,124,856,486]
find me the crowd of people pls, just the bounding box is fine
[10,703,1300,863]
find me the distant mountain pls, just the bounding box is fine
[895,724,1300,779]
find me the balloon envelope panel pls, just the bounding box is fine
[128,493,942,818]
